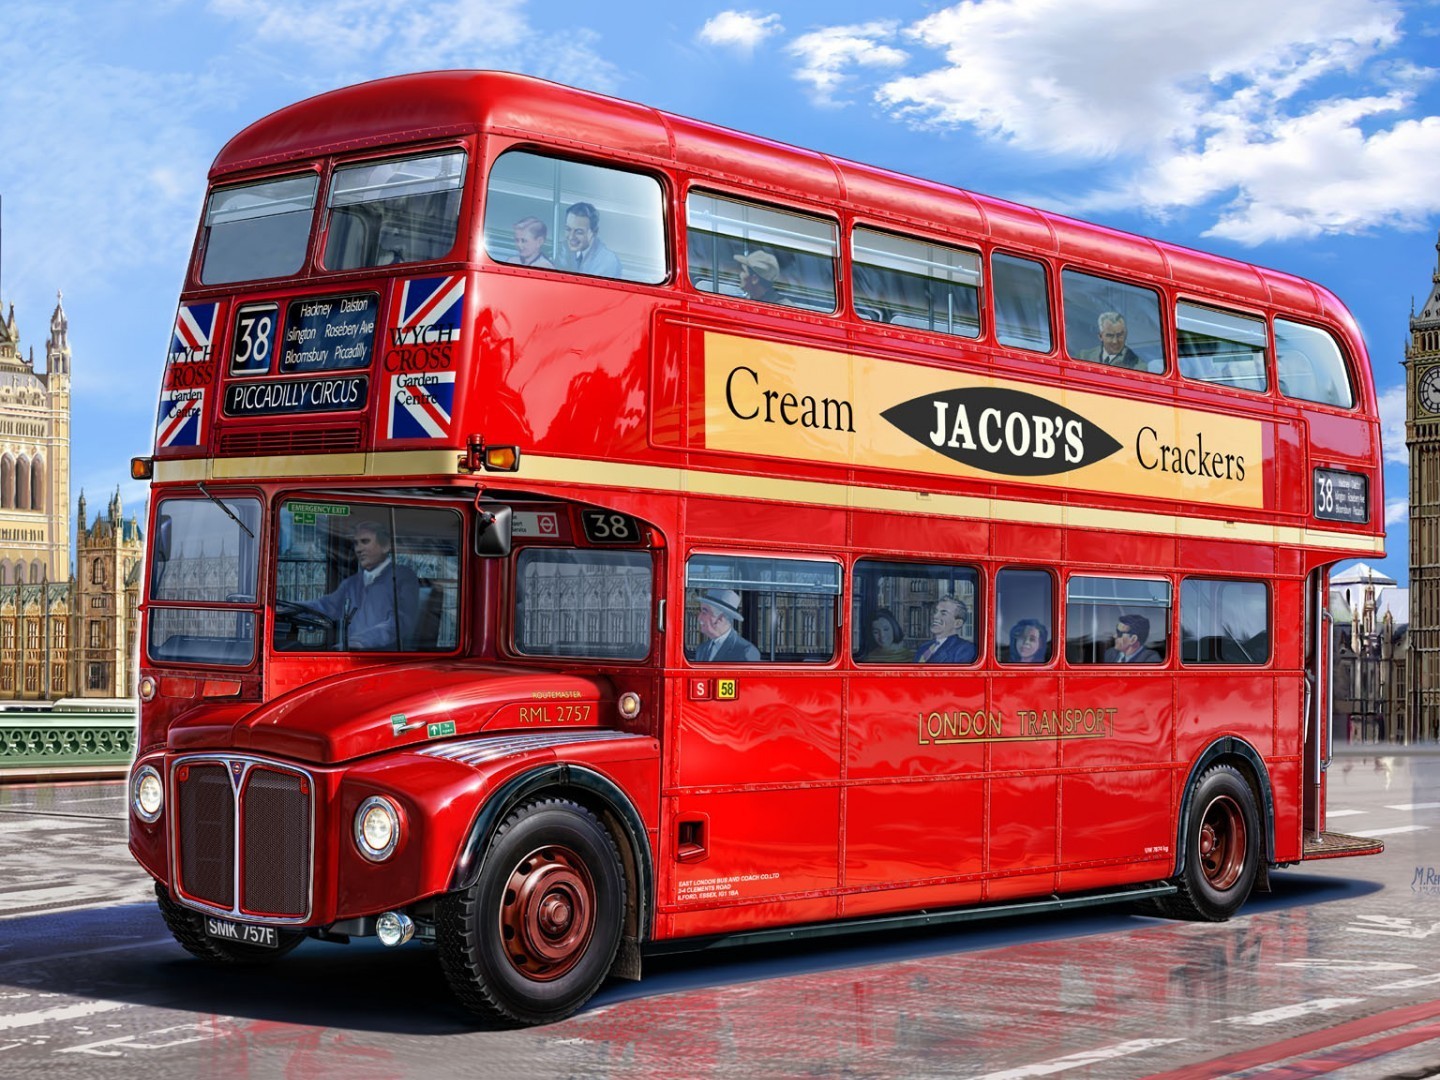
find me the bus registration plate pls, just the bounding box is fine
[204,916,278,948]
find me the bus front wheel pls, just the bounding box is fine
[1163,764,1261,921]
[437,798,625,1027]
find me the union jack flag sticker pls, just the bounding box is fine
[156,390,204,448]
[396,275,464,342]
[388,373,456,440]
[169,302,219,363]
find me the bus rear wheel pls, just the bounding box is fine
[437,798,625,1027]
[1162,764,1261,921]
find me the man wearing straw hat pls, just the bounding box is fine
[692,588,761,662]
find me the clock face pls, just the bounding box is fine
[1422,367,1440,414]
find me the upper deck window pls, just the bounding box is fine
[323,150,466,271]
[1276,318,1355,408]
[852,227,980,338]
[992,252,1052,352]
[200,174,318,285]
[687,192,837,313]
[1177,302,1268,393]
[1062,270,1164,374]
[484,150,666,284]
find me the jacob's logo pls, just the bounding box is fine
[882,387,1122,476]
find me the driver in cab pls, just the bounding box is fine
[297,520,418,650]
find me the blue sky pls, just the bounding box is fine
[1,0,1436,588]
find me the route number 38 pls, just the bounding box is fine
[581,510,641,544]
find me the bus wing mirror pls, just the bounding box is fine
[474,505,513,558]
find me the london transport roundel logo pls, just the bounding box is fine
[881,386,1123,477]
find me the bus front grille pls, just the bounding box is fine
[218,427,363,456]
[174,757,314,921]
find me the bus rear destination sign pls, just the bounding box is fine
[223,375,368,417]
[280,293,378,374]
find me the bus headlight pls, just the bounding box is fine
[355,796,401,862]
[132,765,164,822]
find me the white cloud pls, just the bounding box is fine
[861,0,1437,243]
[1377,382,1408,464]
[1386,498,1409,526]
[789,22,908,104]
[698,11,784,53]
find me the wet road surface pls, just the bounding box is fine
[0,750,1437,1078]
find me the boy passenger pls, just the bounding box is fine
[512,217,554,268]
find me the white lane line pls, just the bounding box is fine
[1387,803,1440,811]
[0,1000,128,1031]
[0,937,175,971]
[1375,973,1440,990]
[1324,809,1367,818]
[965,1039,1185,1079]
[1365,825,1429,837]
[1217,998,1365,1026]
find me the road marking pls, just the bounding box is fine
[1275,959,1417,972]
[1348,916,1440,939]
[1387,802,1440,811]
[965,1039,1185,1079]
[0,937,174,971]
[0,1001,128,1031]
[1324,809,1367,818]
[61,1021,235,1057]
[1217,998,1364,1026]
[1375,972,1440,990]
[1364,825,1428,836]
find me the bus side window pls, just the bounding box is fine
[1062,269,1165,374]
[992,252,1052,352]
[996,568,1054,664]
[685,554,841,663]
[1181,578,1269,665]
[852,227,981,339]
[1177,302,1268,393]
[852,559,980,665]
[1066,575,1171,665]
[483,150,667,286]
[1276,318,1355,408]
[686,191,838,313]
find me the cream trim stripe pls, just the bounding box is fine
[152,450,1384,555]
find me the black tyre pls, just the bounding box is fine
[436,798,625,1027]
[154,883,305,963]
[1160,764,1261,921]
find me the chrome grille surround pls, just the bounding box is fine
[169,753,316,925]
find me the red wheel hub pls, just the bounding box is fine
[1198,795,1247,890]
[498,845,596,981]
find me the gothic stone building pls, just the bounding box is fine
[1407,234,1440,742]
[0,295,144,702]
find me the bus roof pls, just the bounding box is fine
[211,69,1356,334]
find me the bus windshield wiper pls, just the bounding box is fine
[198,481,255,539]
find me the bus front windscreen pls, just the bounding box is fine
[200,173,319,285]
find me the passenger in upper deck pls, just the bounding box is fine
[561,202,623,278]
[297,520,418,651]
[512,217,555,269]
[1078,312,1147,371]
[734,250,781,304]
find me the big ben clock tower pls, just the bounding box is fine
[1406,232,1440,742]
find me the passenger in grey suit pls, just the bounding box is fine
[690,588,760,662]
[1077,311,1147,370]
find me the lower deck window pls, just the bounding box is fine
[852,559,979,665]
[686,554,840,663]
[1066,576,1171,665]
[515,549,653,660]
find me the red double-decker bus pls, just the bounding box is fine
[127,71,1384,1026]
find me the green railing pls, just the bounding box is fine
[0,704,135,774]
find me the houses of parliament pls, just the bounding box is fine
[0,293,142,701]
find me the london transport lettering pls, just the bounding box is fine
[703,332,1262,507]
[917,705,1119,745]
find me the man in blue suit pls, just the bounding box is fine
[915,596,977,664]
[561,202,623,278]
[300,520,418,651]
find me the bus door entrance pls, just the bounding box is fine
[1302,569,1329,840]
